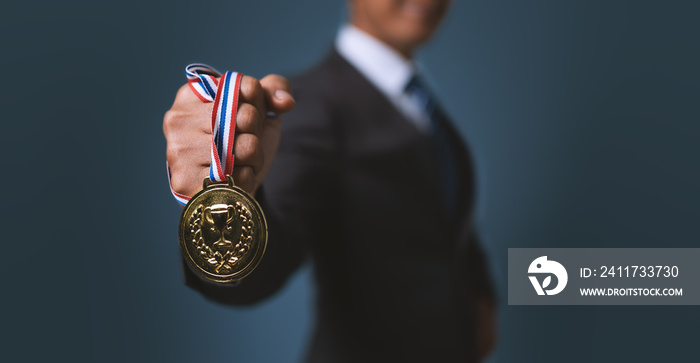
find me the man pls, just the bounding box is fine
[164,0,496,361]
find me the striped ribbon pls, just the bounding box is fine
[167,63,242,206]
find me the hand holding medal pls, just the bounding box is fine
[164,64,295,283]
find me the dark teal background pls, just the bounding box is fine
[2,1,699,362]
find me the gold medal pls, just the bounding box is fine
[179,176,267,283]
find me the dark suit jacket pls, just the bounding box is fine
[184,49,494,363]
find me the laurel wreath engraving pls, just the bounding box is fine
[189,203,254,274]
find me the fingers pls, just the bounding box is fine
[236,76,264,146]
[235,103,261,134]
[235,74,294,136]
[260,74,296,114]
[239,75,266,117]
[232,166,255,193]
[168,164,210,199]
[234,76,268,196]
[167,83,213,135]
[167,131,261,197]
[173,83,201,106]
[232,133,263,174]
[165,73,285,200]
[165,132,210,197]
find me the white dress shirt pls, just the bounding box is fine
[335,24,432,132]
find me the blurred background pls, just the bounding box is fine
[2,0,699,361]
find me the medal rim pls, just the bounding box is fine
[178,181,268,283]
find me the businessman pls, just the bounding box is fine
[164,0,497,361]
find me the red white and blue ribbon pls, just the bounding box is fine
[168,63,242,206]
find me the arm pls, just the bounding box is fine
[165,74,339,305]
[164,74,300,305]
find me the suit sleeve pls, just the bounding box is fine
[182,81,340,306]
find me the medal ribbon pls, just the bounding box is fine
[167,63,242,206]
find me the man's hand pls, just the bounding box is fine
[164,74,295,200]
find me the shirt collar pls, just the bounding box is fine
[335,24,417,99]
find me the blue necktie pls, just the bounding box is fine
[405,75,459,217]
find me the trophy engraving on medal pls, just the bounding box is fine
[190,202,251,273]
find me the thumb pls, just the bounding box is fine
[260,74,296,115]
